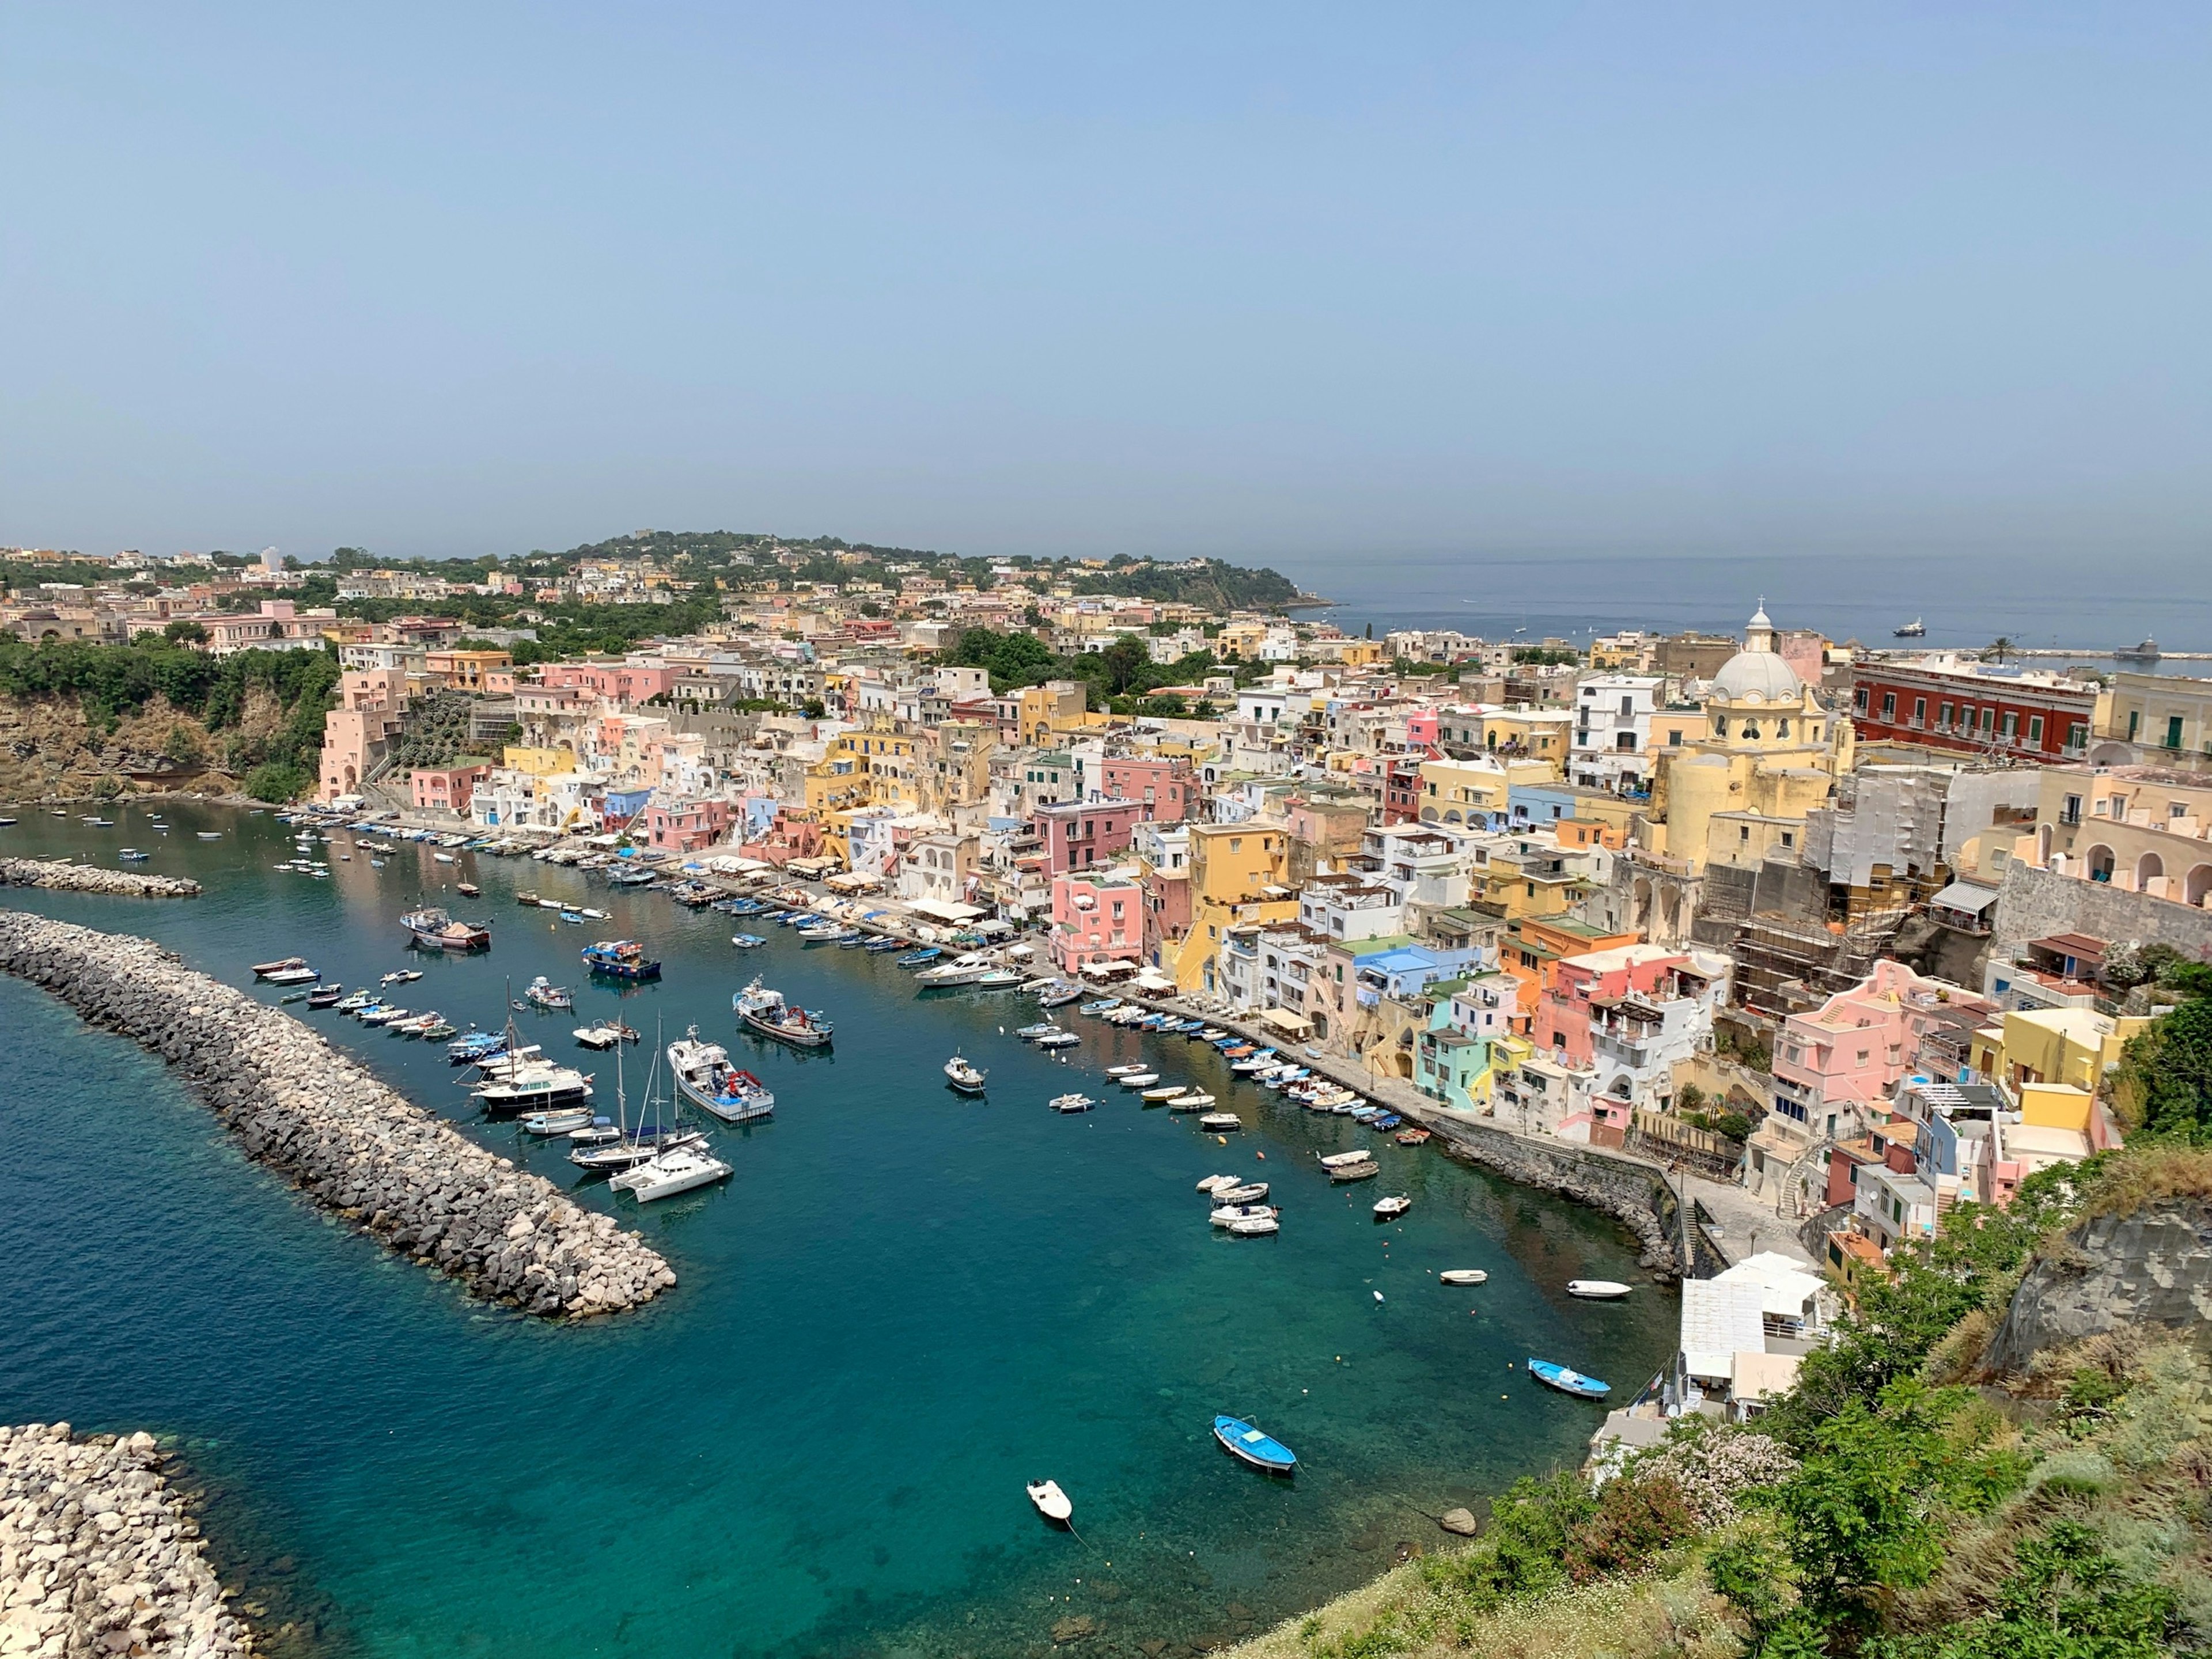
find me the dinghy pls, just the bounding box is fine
[1528,1358,1611,1399]
[1566,1280,1634,1300]
[1439,1269,1488,1286]
[1026,1479,1073,1525]
[1213,1416,1296,1474]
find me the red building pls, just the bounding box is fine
[1035,798,1149,874]
[1098,755,1194,821]
[1849,658,2094,761]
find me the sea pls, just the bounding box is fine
[1264,546,2211,662]
[0,804,1676,1659]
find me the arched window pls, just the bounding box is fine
[1713,717,1729,738]
[1775,719,1790,738]
[1741,722,1760,741]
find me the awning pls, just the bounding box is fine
[1080,959,1141,979]
[910,898,984,922]
[1260,1007,1313,1036]
[1928,879,2000,915]
[1132,969,1175,991]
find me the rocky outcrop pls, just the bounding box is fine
[1981,1199,2212,1376]
[0,691,275,801]
[0,911,674,1319]
[1426,1117,1689,1278]
[0,858,202,898]
[0,1422,248,1659]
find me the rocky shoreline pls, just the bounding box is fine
[1,1422,249,1659]
[0,858,203,898]
[0,911,674,1319]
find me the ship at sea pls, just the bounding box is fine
[1892,617,1926,638]
[2115,637,2161,666]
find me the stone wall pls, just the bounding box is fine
[0,910,672,1319]
[0,858,202,898]
[1,1422,249,1658]
[1990,859,2212,971]
[1423,1116,1691,1279]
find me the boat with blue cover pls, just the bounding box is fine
[731,933,767,949]
[896,946,943,967]
[1213,1415,1297,1474]
[582,939,663,980]
[1527,1358,1610,1399]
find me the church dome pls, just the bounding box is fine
[1711,648,1802,704]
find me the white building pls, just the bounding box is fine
[1571,675,1664,795]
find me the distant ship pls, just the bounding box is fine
[1892,618,1926,638]
[2115,637,2161,666]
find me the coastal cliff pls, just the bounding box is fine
[1981,1185,2212,1377]
[0,690,277,801]
[0,910,674,1319]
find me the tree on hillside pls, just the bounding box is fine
[2114,965,2212,1142]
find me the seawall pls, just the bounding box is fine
[0,857,202,898]
[0,910,673,1319]
[0,1422,249,1659]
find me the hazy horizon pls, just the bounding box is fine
[5,5,2208,567]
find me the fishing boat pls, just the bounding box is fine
[733,977,834,1048]
[1226,1215,1279,1237]
[1373,1194,1411,1220]
[1213,1416,1296,1474]
[611,1144,732,1201]
[306,985,343,1009]
[252,957,309,978]
[944,1055,988,1095]
[668,1027,776,1123]
[730,933,767,949]
[401,907,492,952]
[1439,1270,1488,1286]
[1025,1479,1073,1526]
[522,977,574,1011]
[582,939,662,980]
[1327,1159,1381,1183]
[1199,1112,1243,1132]
[1049,1092,1095,1114]
[263,965,319,986]
[1209,1204,1279,1227]
[1527,1359,1611,1399]
[1566,1280,1634,1300]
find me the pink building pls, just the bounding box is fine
[1050,872,1146,974]
[1404,710,1440,748]
[1536,944,1693,1069]
[318,668,411,801]
[1772,960,1994,1141]
[412,761,491,816]
[1035,799,1149,874]
[540,660,676,706]
[1097,755,1195,822]
[643,797,733,854]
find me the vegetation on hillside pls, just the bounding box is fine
[935,626,1240,714]
[2113,963,2212,1145]
[0,635,339,801]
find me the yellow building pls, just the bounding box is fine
[1007,680,1088,744]
[1480,709,1574,768]
[1166,822,1299,991]
[1645,605,1853,873]
[1416,755,1555,825]
[827,725,920,809]
[1468,838,1587,921]
[501,745,578,775]
[922,718,997,813]
[1969,1007,2148,1094]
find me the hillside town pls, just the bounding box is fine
[9,540,2212,1323]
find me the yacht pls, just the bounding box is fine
[914,952,993,988]
[472,1064,593,1115]
[668,1027,775,1123]
[1892,617,1926,638]
[581,939,662,980]
[610,1145,732,1202]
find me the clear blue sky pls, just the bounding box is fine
[3,3,2207,567]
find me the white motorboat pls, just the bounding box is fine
[1213,1182,1268,1205]
[1026,1479,1073,1525]
[1115,1072,1160,1088]
[1196,1174,1241,1194]
[1228,1215,1279,1237]
[1317,1150,1374,1169]
[1373,1195,1412,1220]
[1049,1093,1095,1114]
[574,1025,626,1050]
[944,1055,988,1095]
[519,1107,599,1136]
[1210,1204,1279,1227]
[1567,1280,1634,1300]
[1439,1270,1489,1287]
[914,952,994,988]
[1198,1113,1242,1132]
[263,965,319,986]
[359,1006,408,1025]
[1104,1063,1150,1078]
[610,1145,732,1202]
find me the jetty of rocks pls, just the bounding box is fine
[0,911,674,1318]
[0,858,202,898]
[0,1422,248,1659]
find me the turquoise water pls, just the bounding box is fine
[0,803,1675,1657]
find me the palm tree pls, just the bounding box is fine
[1983,635,2014,663]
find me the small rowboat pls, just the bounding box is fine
[1213,1182,1269,1205]
[1528,1358,1611,1399]
[1210,1204,1278,1226]
[1327,1159,1381,1183]
[1317,1150,1372,1169]
[1027,1479,1073,1525]
[1115,1073,1160,1088]
[1213,1415,1296,1474]
[1198,1113,1242,1132]
[1567,1280,1634,1300]
[1104,1062,1150,1077]
[1227,1215,1279,1236]
[1140,1084,1184,1102]
[1050,1093,1096,1114]
[1438,1269,1488,1286]
[1165,1092,1214,1112]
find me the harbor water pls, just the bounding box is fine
[0,803,1676,1658]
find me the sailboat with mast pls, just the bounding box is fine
[609,1016,733,1201]
[569,1016,707,1175]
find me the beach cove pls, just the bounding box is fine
[0,801,1676,1658]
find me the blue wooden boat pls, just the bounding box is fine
[582,940,662,980]
[865,936,904,952]
[730,933,767,949]
[1527,1358,1610,1400]
[896,946,944,968]
[1213,1415,1297,1474]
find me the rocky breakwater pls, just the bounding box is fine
[0,858,202,898]
[1,1422,248,1659]
[0,911,674,1319]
